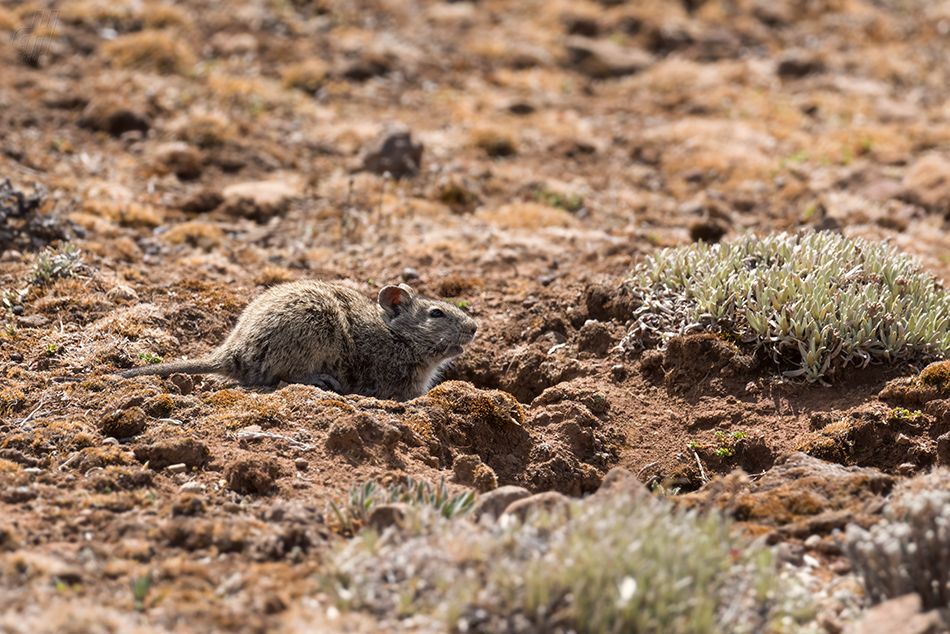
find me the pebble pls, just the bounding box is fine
[179,481,204,494]
[167,463,188,475]
[294,457,309,471]
[102,437,119,446]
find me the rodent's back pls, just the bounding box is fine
[215,280,374,386]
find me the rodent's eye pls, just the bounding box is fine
[429,308,445,318]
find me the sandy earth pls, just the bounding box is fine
[3,0,950,631]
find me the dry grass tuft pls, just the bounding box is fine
[102,29,197,75]
[83,200,164,229]
[0,8,17,32]
[170,112,234,148]
[142,2,193,30]
[281,59,329,94]
[472,128,519,158]
[478,202,581,230]
[162,221,226,250]
[59,0,136,27]
[254,266,299,288]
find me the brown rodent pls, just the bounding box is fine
[119,280,477,401]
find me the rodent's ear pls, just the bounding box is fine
[378,285,413,317]
[398,283,415,295]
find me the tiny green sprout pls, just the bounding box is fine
[132,570,153,612]
[687,441,699,449]
[714,430,725,439]
[888,407,923,423]
[138,352,163,364]
[783,151,809,166]
[731,431,748,439]
[715,448,733,458]
[45,343,58,357]
[447,299,470,310]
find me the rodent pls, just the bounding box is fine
[119,280,477,401]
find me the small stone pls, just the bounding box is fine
[453,454,482,485]
[401,267,420,281]
[473,485,532,521]
[565,36,654,78]
[179,188,224,213]
[502,491,571,523]
[80,97,150,137]
[167,463,188,475]
[168,373,193,396]
[106,284,138,302]
[23,468,43,475]
[99,407,148,439]
[577,320,615,355]
[0,486,37,503]
[776,50,825,78]
[843,593,944,634]
[591,467,648,502]
[804,534,822,550]
[507,102,535,115]
[366,503,414,533]
[178,481,203,494]
[776,541,805,566]
[152,141,203,180]
[222,180,300,221]
[294,458,308,471]
[101,437,120,446]
[133,436,211,470]
[362,129,424,179]
[830,559,852,575]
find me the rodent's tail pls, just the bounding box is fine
[118,357,221,379]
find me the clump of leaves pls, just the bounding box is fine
[328,476,475,535]
[31,242,87,287]
[326,495,813,633]
[623,231,950,384]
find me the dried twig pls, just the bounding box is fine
[235,429,312,451]
[691,447,708,484]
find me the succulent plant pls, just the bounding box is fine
[622,231,950,384]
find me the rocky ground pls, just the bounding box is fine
[4,0,950,631]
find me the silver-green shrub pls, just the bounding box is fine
[845,478,950,610]
[326,495,813,633]
[623,231,950,383]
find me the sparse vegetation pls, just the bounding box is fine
[328,476,476,535]
[624,232,950,383]
[845,472,950,610]
[327,495,811,633]
[31,242,87,287]
[102,30,197,75]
